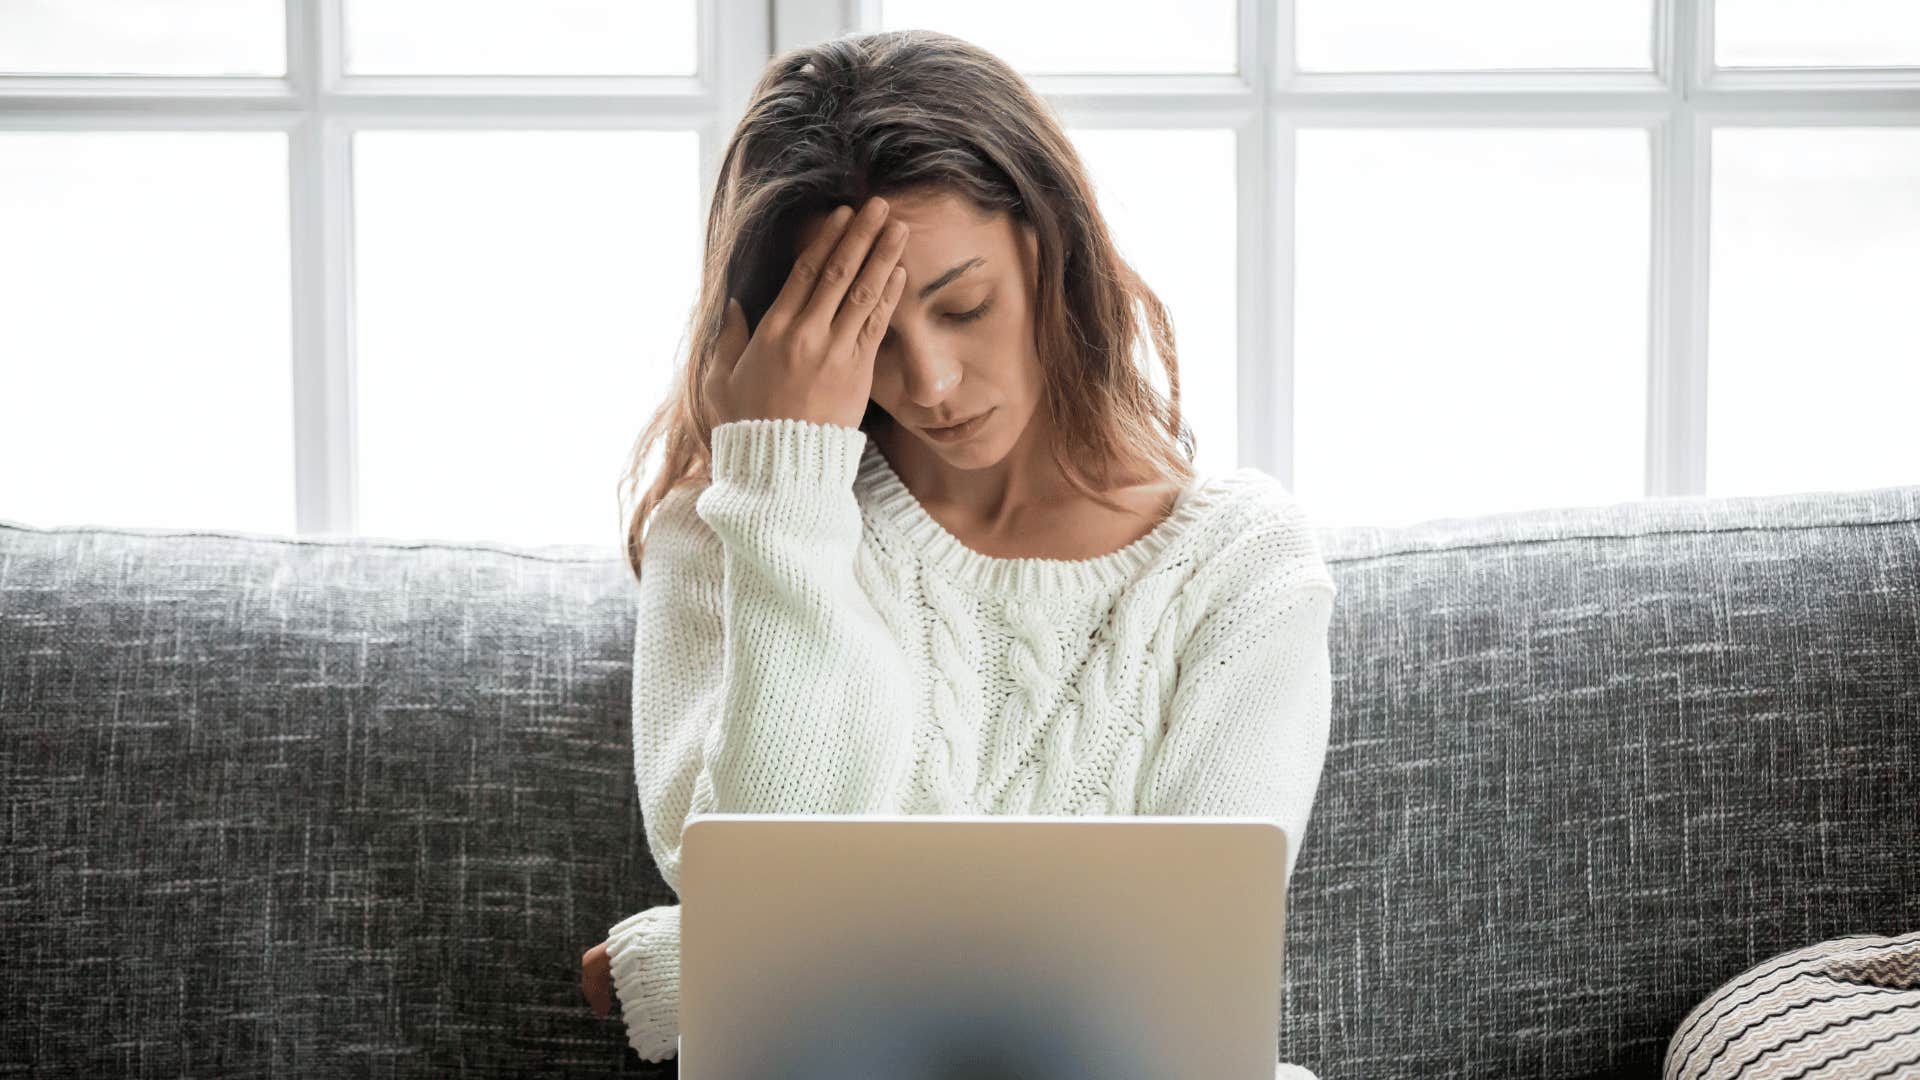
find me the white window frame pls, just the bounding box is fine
[3,1,1915,536]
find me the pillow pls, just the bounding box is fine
[1665,928,1920,1079]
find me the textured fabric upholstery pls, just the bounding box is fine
[1283,485,1920,1077]
[2,482,1915,1077]
[0,525,668,1077]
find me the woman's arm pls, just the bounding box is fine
[1137,501,1338,893]
[605,416,921,1062]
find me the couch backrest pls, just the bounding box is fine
[1287,484,1920,1077]
[2,484,1915,1078]
[0,525,661,1076]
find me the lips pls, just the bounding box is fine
[921,407,994,442]
[927,412,985,432]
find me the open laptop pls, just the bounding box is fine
[677,813,1292,1079]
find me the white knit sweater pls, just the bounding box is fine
[605,416,1337,1077]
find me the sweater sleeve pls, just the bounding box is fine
[604,416,921,1062]
[1138,497,1338,892]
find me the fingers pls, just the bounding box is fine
[855,264,909,361]
[762,203,855,329]
[799,197,895,336]
[831,217,909,354]
[582,942,614,1018]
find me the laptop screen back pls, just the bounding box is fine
[678,814,1291,1079]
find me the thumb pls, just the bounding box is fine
[703,297,748,430]
[714,296,748,374]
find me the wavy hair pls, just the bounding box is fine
[616,28,1194,583]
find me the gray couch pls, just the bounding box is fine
[3,483,1915,1078]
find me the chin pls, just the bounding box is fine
[928,436,998,463]
[921,416,1003,461]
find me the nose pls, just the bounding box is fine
[901,360,962,409]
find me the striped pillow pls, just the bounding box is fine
[1665,929,1920,1079]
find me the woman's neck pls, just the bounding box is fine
[868,412,1075,531]
[868,414,1176,545]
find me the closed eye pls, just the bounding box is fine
[948,299,993,324]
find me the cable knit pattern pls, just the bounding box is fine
[921,566,980,812]
[985,594,1063,808]
[605,417,1337,1078]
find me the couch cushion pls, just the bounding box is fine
[1279,485,1920,1078]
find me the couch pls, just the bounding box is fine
[3,482,1915,1077]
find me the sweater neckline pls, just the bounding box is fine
[852,437,1237,594]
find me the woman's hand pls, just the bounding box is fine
[705,195,911,432]
[581,939,615,1019]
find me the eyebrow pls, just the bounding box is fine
[916,256,986,302]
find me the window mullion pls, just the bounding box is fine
[1248,0,1289,485]
[288,0,357,534]
[1647,0,1710,497]
[701,0,778,212]
[1679,0,1713,497]
[773,0,857,54]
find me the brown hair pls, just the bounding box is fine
[616,28,1193,583]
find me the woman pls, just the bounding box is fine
[581,28,1335,1079]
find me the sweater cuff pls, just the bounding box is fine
[605,905,681,1062]
[709,417,868,491]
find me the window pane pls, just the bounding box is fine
[1717,0,1920,68]
[1293,128,1649,527]
[352,130,700,548]
[343,0,696,76]
[1706,129,1920,498]
[0,0,284,76]
[1295,0,1653,73]
[877,0,1236,75]
[1068,128,1237,479]
[0,132,294,533]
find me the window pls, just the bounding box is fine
[0,130,296,534]
[0,0,746,545]
[3,1,1914,543]
[864,0,1920,525]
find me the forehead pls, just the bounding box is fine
[792,189,1007,254]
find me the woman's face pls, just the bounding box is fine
[791,188,1045,468]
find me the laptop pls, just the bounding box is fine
[677,813,1293,1079]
